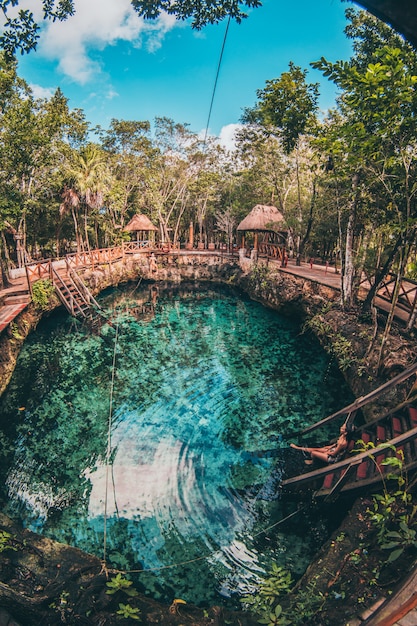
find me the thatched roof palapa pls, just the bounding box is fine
[237,204,286,232]
[124,214,158,232]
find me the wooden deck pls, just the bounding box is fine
[1,249,417,333]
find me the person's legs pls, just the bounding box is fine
[311,450,331,463]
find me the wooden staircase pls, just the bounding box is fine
[51,267,105,327]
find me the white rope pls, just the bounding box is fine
[121,505,307,574]
[103,321,120,564]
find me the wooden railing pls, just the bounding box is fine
[257,242,285,262]
[25,259,53,284]
[123,240,152,253]
[377,273,417,315]
[24,240,239,287]
[281,424,417,499]
[298,361,417,435]
[65,246,124,271]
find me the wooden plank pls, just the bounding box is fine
[322,461,362,501]
[300,362,417,435]
[282,425,417,490]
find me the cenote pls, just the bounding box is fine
[0,282,353,607]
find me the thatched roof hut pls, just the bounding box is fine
[237,205,287,254]
[124,214,158,233]
[124,214,158,244]
[237,204,285,233]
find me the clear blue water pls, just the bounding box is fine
[0,282,352,607]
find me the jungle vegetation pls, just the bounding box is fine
[1,8,417,320]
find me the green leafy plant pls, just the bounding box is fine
[10,322,24,340]
[116,602,141,620]
[242,563,293,618]
[381,519,417,563]
[258,603,290,626]
[331,335,356,371]
[31,279,55,310]
[48,590,72,621]
[302,314,333,338]
[290,580,326,626]
[249,264,271,290]
[0,530,18,553]
[365,443,417,563]
[106,573,138,597]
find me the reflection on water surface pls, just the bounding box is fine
[0,283,352,606]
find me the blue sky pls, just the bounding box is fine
[15,0,353,144]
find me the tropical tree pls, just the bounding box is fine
[60,143,111,253]
[242,62,319,155]
[0,51,88,266]
[240,64,321,262]
[143,117,225,247]
[312,10,417,312]
[98,118,157,239]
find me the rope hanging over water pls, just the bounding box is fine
[203,16,231,144]
[119,504,307,575]
[103,320,120,565]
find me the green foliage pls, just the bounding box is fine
[331,335,356,372]
[366,444,417,564]
[248,264,271,290]
[31,279,55,310]
[303,314,358,372]
[106,573,139,597]
[303,314,333,339]
[10,322,24,340]
[0,530,18,553]
[381,520,417,563]
[48,590,72,620]
[242,563,292,617]
[106,575,141,621]
[258,603,290,626]
[0,1,261,57]
[116,602,141,620]
[242,564,325,626]
[242,62,319,154]
[290,580,326,625]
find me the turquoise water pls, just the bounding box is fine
[0,282,351,606]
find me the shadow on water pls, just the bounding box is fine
[0,281,354,607]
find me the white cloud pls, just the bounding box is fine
[217,123,243,151]
[106,89,119,100]
[28,0,179,84]
[29,83,56,100]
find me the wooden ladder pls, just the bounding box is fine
[52,266,102,320]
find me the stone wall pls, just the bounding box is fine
[1,251,416,408]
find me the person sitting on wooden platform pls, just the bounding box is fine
[290,423,356,465]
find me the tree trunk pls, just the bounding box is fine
[361,232,405,315]
[299,178,317,259]
[0,233,12,288]
[342,172,360,310]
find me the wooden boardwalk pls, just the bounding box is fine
[0,275,30,333]
[2,250,417,331]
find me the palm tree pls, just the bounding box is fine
[59,186,81,254]
[63,144,110,253]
